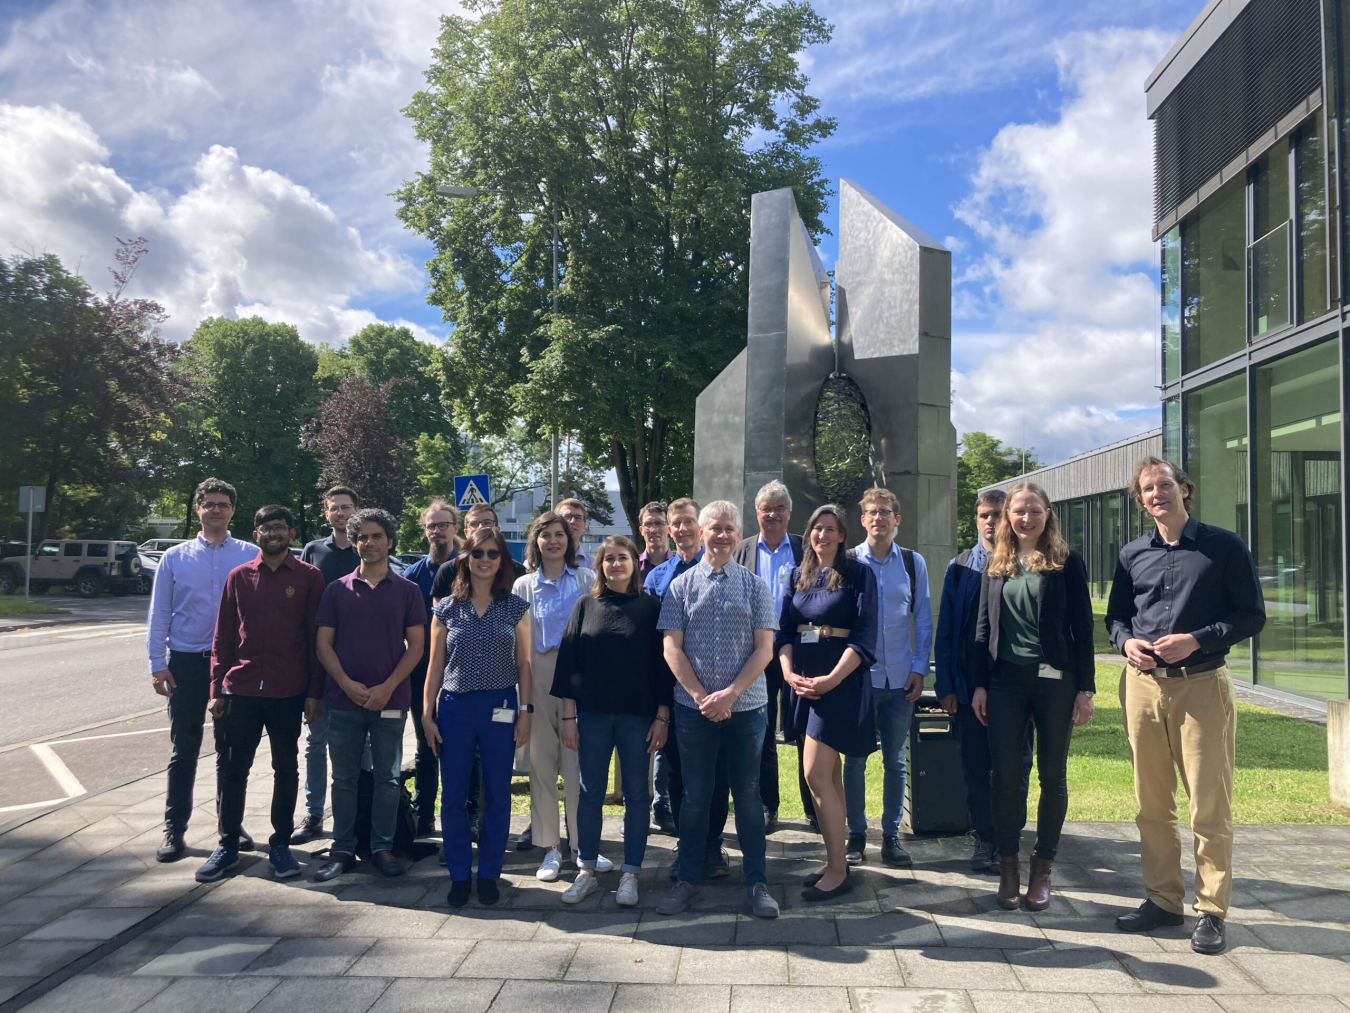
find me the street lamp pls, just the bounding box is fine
[439,183,561,508]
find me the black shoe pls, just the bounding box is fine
[515,825,535,851]
[653,805,677,836]
[369,850,403,878]
[447,879,471,907]
[313,852,356,882]
[704,847,730,878]
[845,833,866,865]
[881,836,912,868]
[1191,914,1225,954]
[808,817,820,834]
[470,821,481,844]
[238,829,255,852]
[477,877,501,905]
[155,828,185,863]
[804,871,825,887]
[802,874,855,902]
[1115,899,1185,933]
[970,839,997,872]
[764,809,779,835]
[290,815,325,845]
[416,814,436,837]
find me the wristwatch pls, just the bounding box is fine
[519,703,535,713]
[1080,691,1095,699]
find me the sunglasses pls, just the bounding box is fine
[470,549,502,560]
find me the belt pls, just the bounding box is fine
[1150,658,1224,679]
[797,624,851,638]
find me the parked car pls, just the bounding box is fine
[139,538,187,553]
[0,539,144,597]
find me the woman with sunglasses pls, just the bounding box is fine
[424,528,532,907]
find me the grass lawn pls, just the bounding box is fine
[0,598,64,616]
[506,662,1348,825]
[1089,598,1115,654]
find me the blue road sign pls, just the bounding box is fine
[454,474,491,510]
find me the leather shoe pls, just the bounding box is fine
[996,855,1020,910]
[1191,913,1226,954]
[446,879,471,907]
[802,873,855,902]
[515,825,535,851]
[1024,856,1052,911]
[477,877,501,905]
[369,850,403,878]
[313,852,356,882]
[290,815,324,845]
[1116,899,1185,933]
[881,835,912,867]
[155,828,186,863]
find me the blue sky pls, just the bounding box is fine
[0,0,1199,468]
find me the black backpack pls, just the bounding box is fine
[354,768,438,861]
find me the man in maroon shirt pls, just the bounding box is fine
[198,505,326,883]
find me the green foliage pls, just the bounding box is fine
[344,323,454,440]
[396,0,835,533]
[955,431,1042,550]
[399,432,469,550]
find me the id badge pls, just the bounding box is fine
[800,628,820,644]
[1037,664,1063,681]
[380,710,404,720]
[491,707,515,724]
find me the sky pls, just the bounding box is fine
[0,0,1200,471]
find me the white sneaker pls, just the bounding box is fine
[616,872,640,907]
[561,869,599,904]
[594,854,614,873]
[536,846,562,882]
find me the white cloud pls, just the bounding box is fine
[948,28,1171,461]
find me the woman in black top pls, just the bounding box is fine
[973,480,1096,912]
[552,535,673,908]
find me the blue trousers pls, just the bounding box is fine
[437,687,518,881]
[576,711,652,873]
[328,707,405,855]
[843,686,915,838]
[674,704,768,885]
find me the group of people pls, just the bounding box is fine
[146,453,1261,953]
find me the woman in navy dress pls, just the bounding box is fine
[777,504,878,901]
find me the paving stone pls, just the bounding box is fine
[29,868,139,897]
[1149,922,1266,954]
[1008,948,1141,994]
[0,893,89,927]
[1032,915,1166,953]
[731,983,850,1012]
[135,976,282,1012]
[853,987,976,1013]
[610,984,731,1013]
[487,979,615,1012]
[565,940,681,983]
[837,910,943,947]
[334,882,432,906]
[0,849,39,872]
[249,975,391,1012]
[1088,997,1224,1013]
[536,910,642,942]
[1244,920,1350,954]
[345,937,474,977]
[134,935,281,976]
[336,907,449,938]
[80,934,176,975]
[240,935,374,976]
[22,905,155,940]
[0,939,99,977]
[433,911,544,939]
[785,944,902,985]
[456,939,576,979]
[367,977,503,1012]
[1228,952,1350,993]
[18,973,173,1013]
[934,912,1051,949]
[244,905,360,937]
[1118,953,1264,994]
[967,991,1097,1013]
[86,870,199,908]
[144,907,257,937]
[896,947,1020,990]
[635,912,736,946]
[731,911,837,945]
[1215,998,1350,1013]
[0,977,38,1004]
[677,946,788,985]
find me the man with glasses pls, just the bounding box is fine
[638,501,671,580]
[733,480,804,835]
[434,505,525,595]
[557,498,593,569]
[148,478,260,863]
[845,487,931,868]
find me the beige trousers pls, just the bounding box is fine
[1120,663,1236,917]
[529,648,578,850]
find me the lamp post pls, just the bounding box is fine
[439,184,561,508]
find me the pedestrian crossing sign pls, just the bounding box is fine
[454,474,491,510]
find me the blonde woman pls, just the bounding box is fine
[973,481,1095,912]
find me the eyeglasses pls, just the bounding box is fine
[256,523,290,535]
[758,506,787,517]
[470,549,502,560]
[863,509,895,519]
[466,518,495,530]
[201,501,232,512]
[425,521,454,531]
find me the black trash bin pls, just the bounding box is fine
[902,695,971,837]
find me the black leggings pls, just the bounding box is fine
[987,659,1078,860]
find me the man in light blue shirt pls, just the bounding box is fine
[147,477,259,863]
[843,487,932,868]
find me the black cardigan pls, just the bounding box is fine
[973,550,1096,693]
[551,589,675,716]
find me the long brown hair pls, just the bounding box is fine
[450,529,517,601]
[795,504,853,593]
[986,480,1068,577]
[524,510,577,572]
[591,535,643,595]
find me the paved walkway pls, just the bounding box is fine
[0,743,1348,1013]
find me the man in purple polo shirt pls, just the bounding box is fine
[312,508,426,881]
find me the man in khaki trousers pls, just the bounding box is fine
[1105,456,1264,956]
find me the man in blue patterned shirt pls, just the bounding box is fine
[656,500,780,919]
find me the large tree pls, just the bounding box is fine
[303,376,415,520]
[397,0,835,535]
[956,431,1042,550]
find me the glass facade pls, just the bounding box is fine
[1163,397,1180,463]
[1162,227,1181,383]
[1182,176,1247,371]
[1253,340,1344,699]
[1053,492,1129,600]
[1296,113,1330,323]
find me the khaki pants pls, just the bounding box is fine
[1120,663,1236,917]
[529,648,578,850]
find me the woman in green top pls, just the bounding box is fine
[973,481,1096,913]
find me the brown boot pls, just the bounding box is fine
[1024,856,1053,911]
[996,855,1020,909]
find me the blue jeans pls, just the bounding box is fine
[674,704,767,885]
[843,686,915,839]
[437,688,518,881]
[328,707,405,855]
[301,708,329,819]
[576,711,652,873]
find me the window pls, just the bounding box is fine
[1163,398,1180,463]
[1182,176,1246,371]
[1099,493,1122,599]
[37,543,59,558]
[62,543,82,557]
[1249,137,1291,339]
[85,544,109,558]
[1253,340,1343,699]
[1295,113,1330,322]
[1161,227,1181,383]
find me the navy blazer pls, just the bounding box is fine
[933,547,985,705]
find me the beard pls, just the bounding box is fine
[428,540,453,565]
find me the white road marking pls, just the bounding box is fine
[30,743,85,798]
[49,726,169,746]
[0,622,145,645]
[0,796,70,814]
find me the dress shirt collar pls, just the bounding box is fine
[855,539,898,564]
[757,534,791,554]
[698,557,730,579]
[534,564,575,586]
[195,532,239,551]
[1148,514,1199,548]
[970,542,989,568]
[675,548,703,566]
